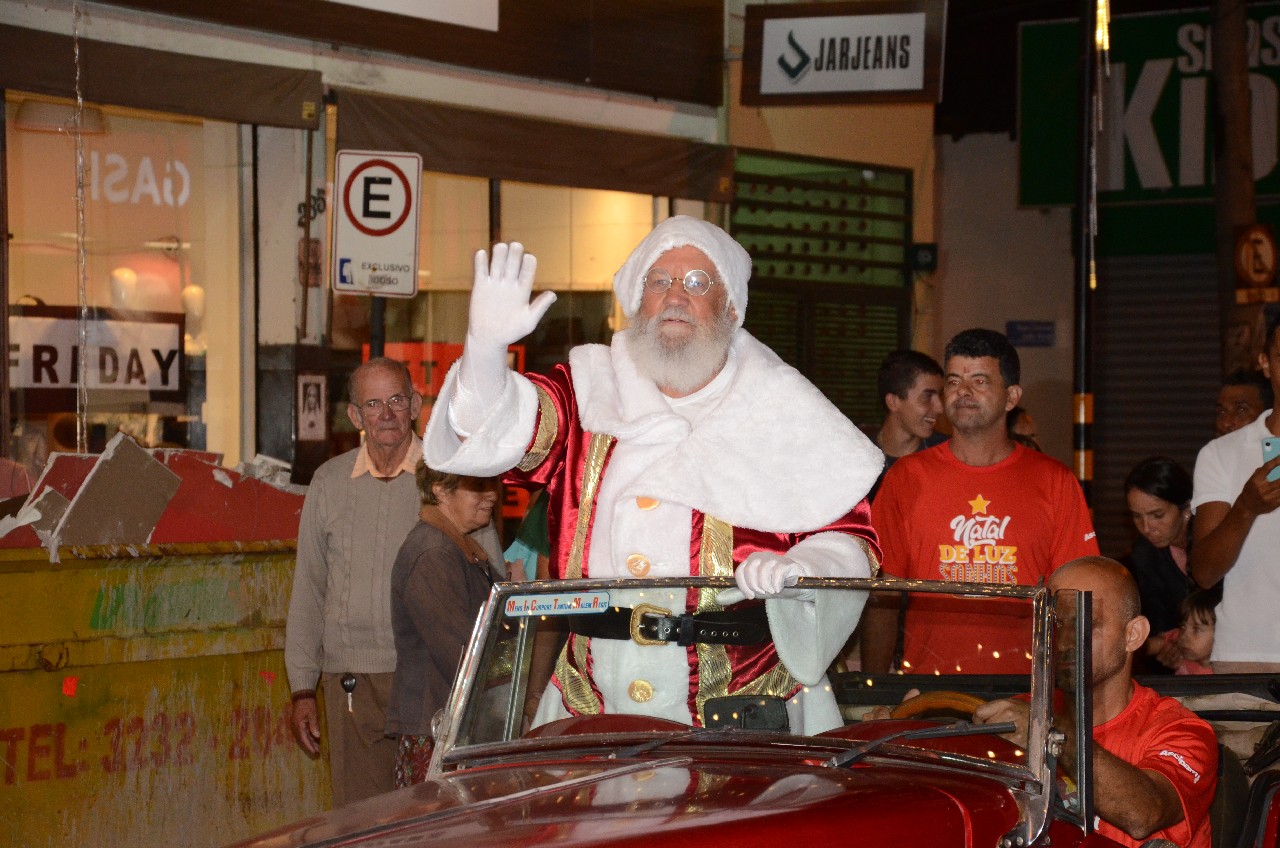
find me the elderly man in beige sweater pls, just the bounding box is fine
[285,357,424,807]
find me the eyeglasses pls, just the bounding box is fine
[356,394,411,415]
[642,268,718,297]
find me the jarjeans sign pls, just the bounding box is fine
[742,1,945,106]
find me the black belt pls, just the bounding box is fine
[566,604,771,647]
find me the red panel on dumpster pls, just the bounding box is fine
[29,453,97,502]
[149,451,302,544]
[0,442,302,549]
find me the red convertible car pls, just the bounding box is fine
[228,577,1280,848]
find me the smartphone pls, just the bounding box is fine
[1264,437,1280,482]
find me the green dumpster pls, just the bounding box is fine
[0,541,330,846]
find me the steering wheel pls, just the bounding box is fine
[889,690,987,720]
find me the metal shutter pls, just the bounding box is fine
[1093,254,1221,557]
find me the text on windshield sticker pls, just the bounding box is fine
[504,592,611,617]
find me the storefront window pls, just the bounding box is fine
[361,176,658,434]
[322,176,657,522]
[5,94,242,475]
[499,181,652,370]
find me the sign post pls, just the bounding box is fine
[331,150,422,298]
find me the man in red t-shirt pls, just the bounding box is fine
[976,557,1217,848]
[864,329,1099,674]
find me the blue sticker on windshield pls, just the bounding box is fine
[504,592,611,617]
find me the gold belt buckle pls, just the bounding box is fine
[630,603,672,646]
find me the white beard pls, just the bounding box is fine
[629,304,735,395]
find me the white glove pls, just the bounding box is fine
[452,243,556,435]
[467,243,555,348]
[730,552,812,600]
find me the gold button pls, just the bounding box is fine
[628,680,654,702]
[635,496,660,510]
[626,554,651,577]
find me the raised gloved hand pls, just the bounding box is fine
[468,243,556,349]
[731,552,813,600]
[452,243,556,435]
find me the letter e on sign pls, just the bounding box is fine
[331,150,422,298]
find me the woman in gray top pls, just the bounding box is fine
[386,461,499,787]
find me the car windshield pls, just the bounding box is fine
[430,577,1076,802]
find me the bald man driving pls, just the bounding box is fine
[976,557,1216,848]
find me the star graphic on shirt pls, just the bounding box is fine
[968,494,991,514]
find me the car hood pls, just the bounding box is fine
[233,750,1022,847]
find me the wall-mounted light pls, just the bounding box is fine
[13,99,106,135]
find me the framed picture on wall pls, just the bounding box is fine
[297,372,328,443]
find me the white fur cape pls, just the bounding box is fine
[424,328,883,534]
[425,329,879,732]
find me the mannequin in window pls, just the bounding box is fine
[182,283,206,355]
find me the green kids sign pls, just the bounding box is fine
[1019,4,1280,254]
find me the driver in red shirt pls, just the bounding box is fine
[976,556,1217,848]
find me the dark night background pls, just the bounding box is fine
[938,0,1214,137]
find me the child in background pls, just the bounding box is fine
[1174,589,1218,675]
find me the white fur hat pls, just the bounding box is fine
[612,216,751,329]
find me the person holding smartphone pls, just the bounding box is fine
[1122,456,1198,673]
[1190,312,1280,673]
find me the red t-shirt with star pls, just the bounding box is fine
[1093,682,1217,848]
[872,442,1099,673]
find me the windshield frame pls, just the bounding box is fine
[428,575,1064,841]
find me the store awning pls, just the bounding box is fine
[335,90,734,203]
[0,24,321,129]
